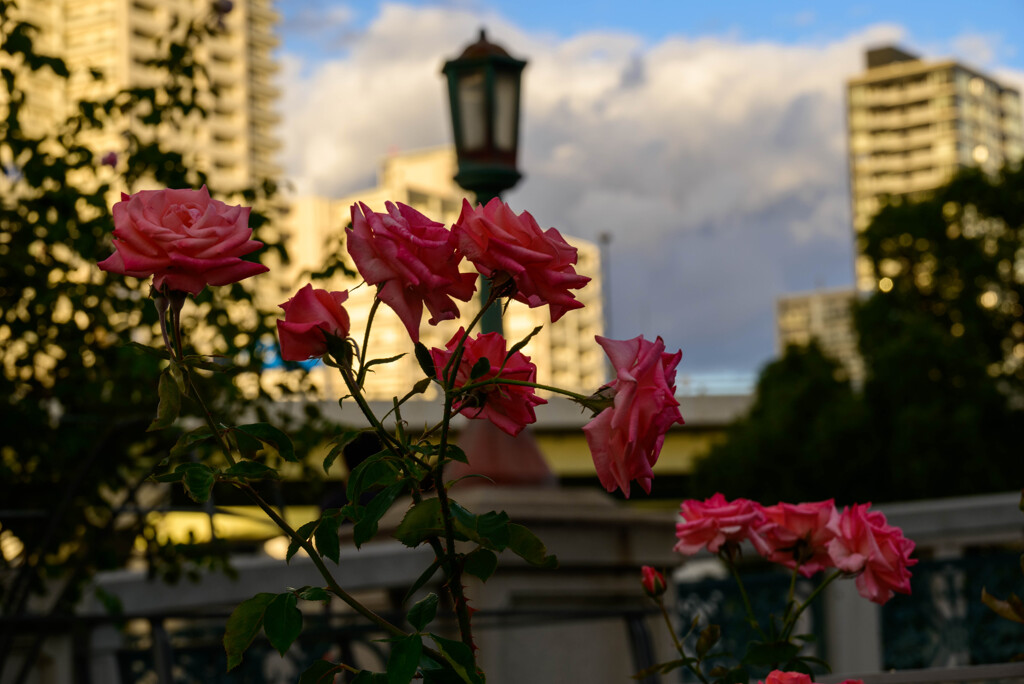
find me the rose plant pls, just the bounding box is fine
[638,495,916,682]
[100,190,686,682]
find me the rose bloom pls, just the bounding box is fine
[451,198,589,322]
[675,493,770,556]
[640,566,667,599]
[583,335,684,497]
[757,500,838,577]
[762,671,813,684]
[429,329,546,437]
[98,186,267,295]
[277,285,351,361]
[348,202,477,342]
[827,503,917,605]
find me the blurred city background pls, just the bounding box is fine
[1,0,1023,682]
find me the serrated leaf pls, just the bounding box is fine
[347,452,397,504]
[297,586,332,603]
[407,592,439,632]
[353,481,406,548]
[314,514,341,564]
[387,634,422,684]
[287,520,319,563]
[234,423,296,462]
[414,342,436,378]
[300,660,342,684]
[224,593,275,671]
[182,463,216,503]
[506,523,557,568]
[264,592,303,656]
[402,558,443,605]
[323,430,361,474]
[167,360,187,393]
[445,444,469,464]
[222,461,279,481]
[148,368,181,431]
[429,634,481,684]
[170,426,215,458]
[394,499,445,547]
[506,325,542,361]
[462,548,498,582]
[449,504,509,551]
[469,356,490,380]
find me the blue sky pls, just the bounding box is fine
[275,1,1024,390]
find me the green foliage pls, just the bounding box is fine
[692,167,1024,504]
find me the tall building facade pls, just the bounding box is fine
[847,45,1023,291]
[776,288,863,385]
[276,148,607,402]
[12,0,281,193]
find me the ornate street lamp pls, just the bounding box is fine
[442,29,527,335]
[442,29,527,206]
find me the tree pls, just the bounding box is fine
[690,166,1024,504]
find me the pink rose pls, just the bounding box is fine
[277,285,351,361]
[429,329,547,437]
[761,671,813,684]
[756,500,838,577]
[582,335,684,497]
[827,503,917,605]
[674,493,770,555]
[640,566,667,599]
[97,186,267,295]
[348,202,477,342]
[451,198,590,322]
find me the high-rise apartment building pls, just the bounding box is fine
[12,0,281,193]
[847,45,1023,291]
[276,148,607,402]
[776,288,863,385]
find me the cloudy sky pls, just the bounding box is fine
[275,0,1024,391]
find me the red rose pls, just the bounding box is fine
[451,198,589,322]
[429,329,547,437]
[827,503,917,604]
[277,285,351,361]
[756,500,838,577]
[640,566,667,599]
[583,335,683,497]
[674,493,770,556]
[98,186,267,295]
[348,202,477,342]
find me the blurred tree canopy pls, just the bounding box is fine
[691,166,1024,505]
[0,1,335,676]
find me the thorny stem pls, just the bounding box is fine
[781,570,842,641]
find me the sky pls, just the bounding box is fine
[274,0,1024,392]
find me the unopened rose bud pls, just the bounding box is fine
[641,565,667,599]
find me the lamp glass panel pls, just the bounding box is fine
[457,70,487,151]
[493,70,519,152]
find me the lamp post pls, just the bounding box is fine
[442,29,527,335]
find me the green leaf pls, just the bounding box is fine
[387,634,422,684]
[264,593,303,657]
[124,341,171,360]
[407,592,439,632]
[314,514,341,564]
[300,660,342,684]
[469,356,491,380]
[695,624,721,659]
[982,587,1024,623]
[287,520,319,563]
[633,659,689,679]
[449,503,509,550]
[363,353,406,371]
[297,586,332,603]
[462,548,498,582]
[170,426,215,458]
[234,423,296,462]
[445,444,469,464]
[429,634,481,684]
[353,481,407,548]
[506,325,543,362]
[351,672,389,684]
[182,463,216,503]
[222,461,279,481]
[167,360,187,393]
[394,498,445,547]
[506,523,557,568]
[346,451,396,503]
[323,430,361,474]
[147,368,181,431]
[414,342,437,378]
[224,593,275,671]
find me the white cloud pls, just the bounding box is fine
[273,7,924,375]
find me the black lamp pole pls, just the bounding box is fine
[442,29,527,335]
